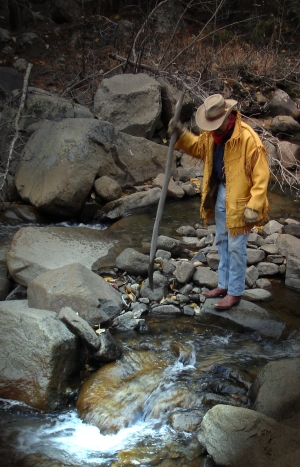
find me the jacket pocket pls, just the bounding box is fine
[236,196,251,210]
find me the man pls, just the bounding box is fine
[169,94,270,310]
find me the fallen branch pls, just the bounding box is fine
[108,53,159,74]
[0,62,33,197]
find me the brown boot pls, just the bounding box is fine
[202,287,227,298]
[214,294,241,311]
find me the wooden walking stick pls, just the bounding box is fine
[148,89,186,289]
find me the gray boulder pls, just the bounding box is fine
[247,248,265,265]
[156,235,183,256]
[276,141,300,170]
[94,175,122,202]
[27,263,123,326]
[18,33,47,58]
[201,404,300,467]
[265,89,300,119]
[115,248,150,276]
[0,300,80,411]
[193,267,218,289]
[251,358,300,429]
[175,261,195,284]
[0,66,23,103]
[152,173,185,199]
[58,306,101,351]
[96,188,162,221]
[7,226,120,287]
[16,119,171,217]
[140,271,169,301]
[275,233,300,290]
[197,299,285,339]
[94,73,161,138]
[270,115,300,136]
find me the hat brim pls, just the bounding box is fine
[195,98,238,131]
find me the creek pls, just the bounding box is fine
[1,188,300,467]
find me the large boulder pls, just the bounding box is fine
[27,263,123,325]
[276,233,300,290]
[0,300,80,411]
[6,226,121,287]
[251,358,300,429]
[94,73,161,138]
[196,299,285,339]
[15,119,171,217]
[201,404,300,467]
[265,89,300,120]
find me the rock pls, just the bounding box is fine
[283,223,300,238]
[181,181,198,196]
[245,265,259,287]
[175,261,195,283]
[251,358,300,430]
[201,404,300,467]
[256,278,271,288]
[156,235,183,256]
[5,284,27,300]
[15,119,171,217]
[264,139,279,167]
[157,77,194,125]
[94,73,161,138]
[265,89,300,119]
[111,311,141,331]
[206,253,220,271]
[0,300,80,411]
[27,263,123,326]
[176,225,197,237]
[115,248,150,276]
[58,306,101,351]
[19,33,47,58]
[94,176,122,202]
[193,267,218,289]
[260,243,279,254]
[257,262,279,275]
[50,0,81,23]
[263,219,283,236]
[152,173,185,198]
[0,66,23,103]
[0,28,11,44]
[196,299,285,339]
[270,115,300,136]
[151,304,182,315]
[247,248,265,264]
[172,166,191,183]
[155,249,171,260]
[6,226,120,287]
[92,330,122,362]
[169,409,204,433]
[140,271,169,301]
[96,187,162,221]
[161,258,176,276]
[242,288,271,301]
[276,141,300,170]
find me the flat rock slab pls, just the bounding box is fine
[0,300,80,411]
[196,299,285,339]
[7,226,121,286]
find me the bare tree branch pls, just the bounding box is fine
[0,63,33,197]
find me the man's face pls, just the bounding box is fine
[214,114,231,135]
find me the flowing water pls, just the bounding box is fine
[1,189,300,467]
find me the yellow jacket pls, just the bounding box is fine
[175,111,270,235]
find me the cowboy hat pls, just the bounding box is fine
[196,94,238,131]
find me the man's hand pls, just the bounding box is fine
[167,118,186,139]
[244,206,259,224]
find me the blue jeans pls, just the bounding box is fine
[215,183,248,296]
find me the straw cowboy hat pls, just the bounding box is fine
[196,94,238,131]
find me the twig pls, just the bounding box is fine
[108,53,159,74]
[0,63,33,196]
[131,0,168,64]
